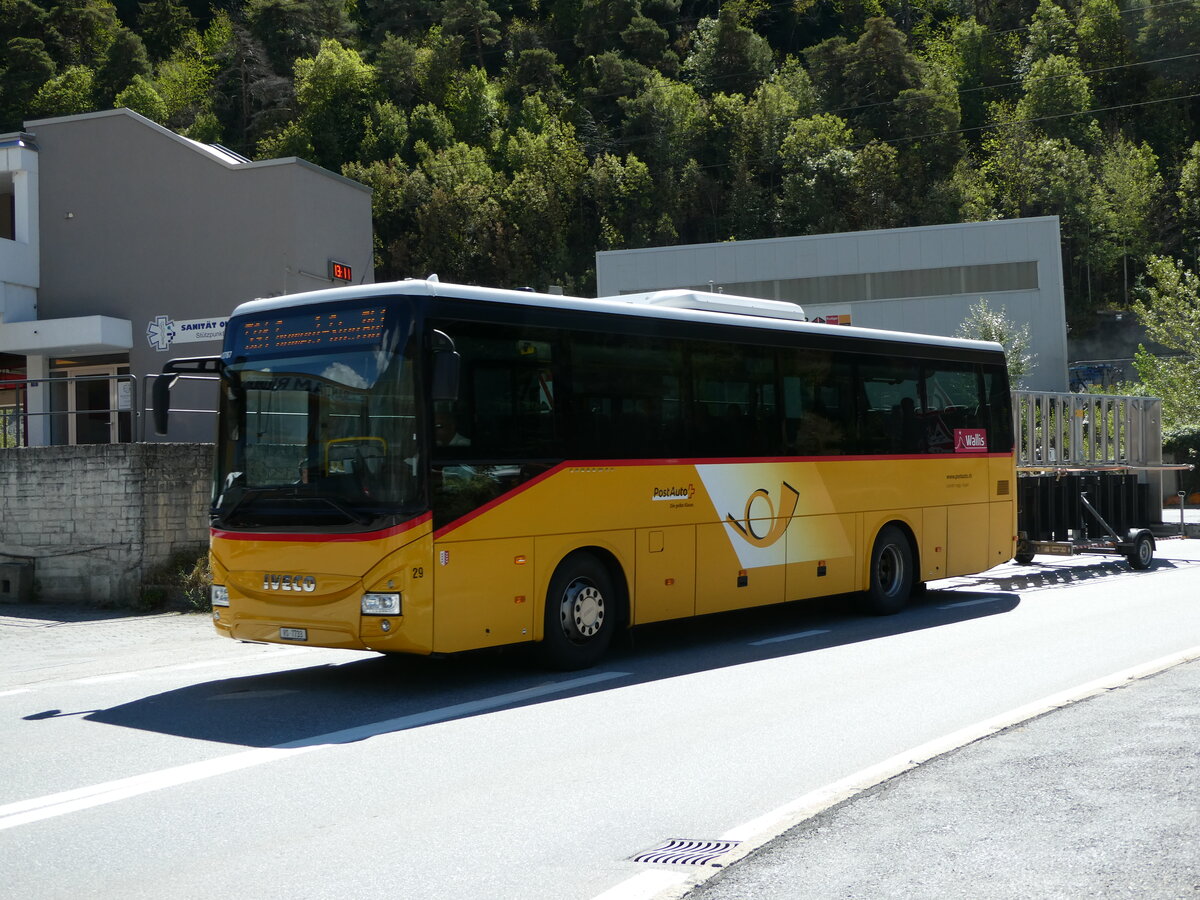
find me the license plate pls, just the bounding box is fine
[279,627,308,641]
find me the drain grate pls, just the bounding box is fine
[630,839,742,867]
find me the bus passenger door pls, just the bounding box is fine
[634,526,695,624]
[431,539,534,652]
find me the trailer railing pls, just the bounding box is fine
[1013,390,1167,472]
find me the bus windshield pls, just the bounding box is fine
[212,304,421,530]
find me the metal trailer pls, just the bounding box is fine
[1012,390,1192,569]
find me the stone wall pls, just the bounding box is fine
[0,443,213,604]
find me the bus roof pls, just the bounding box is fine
[231,277,1004,356]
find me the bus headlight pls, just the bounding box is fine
[362,592,402,616]
[212,585,230,607]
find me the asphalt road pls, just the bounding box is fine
[2,538,1199,900]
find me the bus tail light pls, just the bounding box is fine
[362,592,402,616]
[212,585,229,607]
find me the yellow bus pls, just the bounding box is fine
[155,279,1016,668]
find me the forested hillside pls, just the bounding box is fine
[3,0,1200,322]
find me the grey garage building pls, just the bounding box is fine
[596,216,1068,392]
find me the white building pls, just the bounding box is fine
[596,216,1068,392]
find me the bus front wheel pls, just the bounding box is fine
[861,525,914,616]
[540,553,616,670]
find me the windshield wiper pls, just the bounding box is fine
[314,496,372,526]
[214,485,372,527]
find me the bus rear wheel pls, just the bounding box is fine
[861,525,914,616]
[540,553,616,670]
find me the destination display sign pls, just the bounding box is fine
[237,306,387,354]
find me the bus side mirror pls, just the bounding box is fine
[153,374,177,435]
[152,356,224,436]
[432,349,460,402]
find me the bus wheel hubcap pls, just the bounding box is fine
[562,580,604,640]
[879,546,903,595]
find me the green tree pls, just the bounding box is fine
[0,37,56,128]
[620,15,676,75]
[1132,255,1200,438]
[137,0,195,62]
[681,3,774,99]
[1014,54,1094,146]
[1136,0,1200,92]
[1094,136,1165,306]
[342,157,432,279]
[441,0,501,69]
[409,102,456,153]
[155,26,220,129]
[1075,0,1135,109]
[618,71,707,172]
[777,112,856,235]
[29,63,95,117]
[283,39,379,169]
[114,71,167,120]
[846,139,904,231]
[585,151,655,248]
[444,65,502,147]
[501,107,589,284]
[375,26,463,108]
[1176,141,1200,276]
[414,141,510,282]
[956,298,1036,386]
[244,0,353,75]
[1016,0,1076,76]
[46,0,121,68]
[358,100,408,162]
[920,16,1009,138]
[804,17,921,142]
[94,26,151,106]
[209,18,291,156]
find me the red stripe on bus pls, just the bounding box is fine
[212,512,432,543]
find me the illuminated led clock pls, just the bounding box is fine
[328,260,353,282]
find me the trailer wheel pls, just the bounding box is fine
[1126,532,1154,571]
[860,525,913,616]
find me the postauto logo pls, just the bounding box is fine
[651,484,695,501]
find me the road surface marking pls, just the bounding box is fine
[937,598,1004,609]
[749,629,831,646]
[0,670,629,832]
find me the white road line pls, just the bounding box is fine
[0,670,629,832]
[0,689,32,698]
[1,647,320,694]
[590,871,691,900]
[594,644,1200,900]
[937,598,1004,609]
[69,651,314,685]
[749,629,831,646]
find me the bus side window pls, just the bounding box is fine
[431,323,562,460]
[921,362,985,453]
[779,350,849,456]
[569,333,686,459]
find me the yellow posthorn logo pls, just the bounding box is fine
[726,482,800,548]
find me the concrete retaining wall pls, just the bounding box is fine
[0,443,213,604]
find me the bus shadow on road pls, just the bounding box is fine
[79,586,1020,749]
